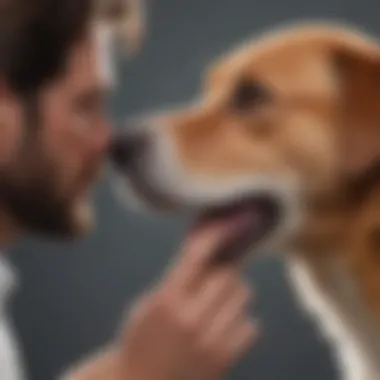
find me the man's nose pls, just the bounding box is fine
[109,127,150,170]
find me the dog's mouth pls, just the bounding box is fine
[191,195,282,265]
[113,166,283,263]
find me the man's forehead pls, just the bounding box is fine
[93,24,117,89]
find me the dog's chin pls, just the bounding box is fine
[190,194,284,265]
[111,171,182,215]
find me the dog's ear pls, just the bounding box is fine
[331,33,380,176]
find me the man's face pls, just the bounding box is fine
[0,30,112,239]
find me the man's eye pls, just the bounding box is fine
[72,89,107,135]
[75,90,105,114]
[76,98,98,114]
[232,80,271,111]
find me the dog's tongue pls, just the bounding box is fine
[190,206,262,266]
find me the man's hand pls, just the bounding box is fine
[65,220,258,380]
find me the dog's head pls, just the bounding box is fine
[110,22,380,261]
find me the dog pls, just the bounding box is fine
[109,21,380,380]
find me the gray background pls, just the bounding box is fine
[8,0,379,379]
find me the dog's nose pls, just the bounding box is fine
[109,130,149,170]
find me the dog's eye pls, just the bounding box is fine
[232,80,271,111]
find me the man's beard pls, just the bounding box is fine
[0,143,94,239]
[0,99,95,240]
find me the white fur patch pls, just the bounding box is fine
[287,255,380,380]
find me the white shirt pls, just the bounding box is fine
[0,256,25,380]
[0,256,79,380]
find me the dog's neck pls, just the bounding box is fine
[289,163,380,319]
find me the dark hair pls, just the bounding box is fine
[0,0,94,95]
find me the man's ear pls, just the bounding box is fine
[332,32,380,176]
